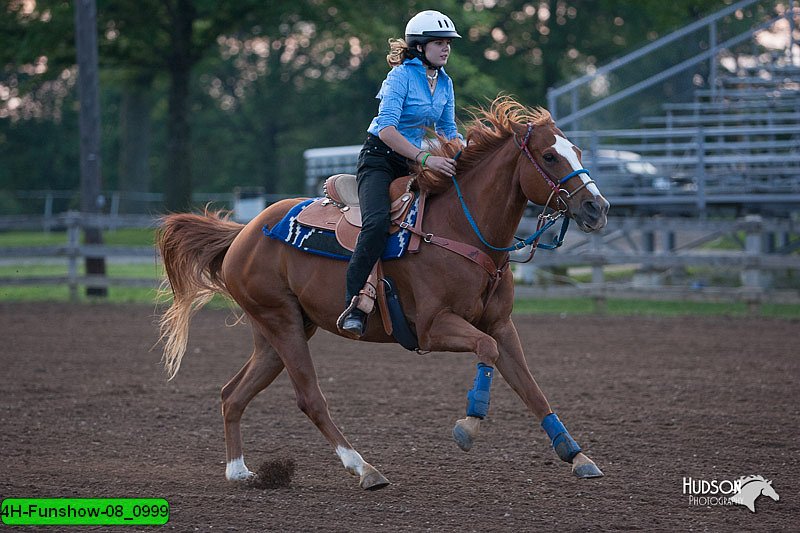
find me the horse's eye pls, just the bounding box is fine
[543,153,557,163]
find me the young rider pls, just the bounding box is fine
[338,10,463,338]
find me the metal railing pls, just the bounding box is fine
[569,123,800,212]
[547,0,798,129]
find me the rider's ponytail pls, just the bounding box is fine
[386,38,414,67]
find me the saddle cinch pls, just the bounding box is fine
[297,174,424,345]
[295,173,417,251]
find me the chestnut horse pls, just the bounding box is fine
[157,97,609,490]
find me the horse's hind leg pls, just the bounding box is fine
[221,329,285,481]
[255,310,390,490]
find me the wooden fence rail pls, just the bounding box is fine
[1,212,798,310]
[0,212,158,301]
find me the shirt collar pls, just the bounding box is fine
[403,57,449,80]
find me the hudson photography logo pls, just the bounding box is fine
[682,475,780,512]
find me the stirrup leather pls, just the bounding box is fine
[356,282,376,314]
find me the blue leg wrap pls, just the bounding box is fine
[541,412,582,463]
[466,363,494,419]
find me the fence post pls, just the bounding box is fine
[633,228,661,288]
[109,191,120,231]
[44,192,54,233]
[661,229,675,253]
[590,232,606,314]
[741,214,764,315]
[591,232,605,285]
[66,212,80,302]
[75,0,108,298]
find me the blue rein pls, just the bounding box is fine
[452,172,569,252]
[449,150,572,253]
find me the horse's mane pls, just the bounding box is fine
[416,95,554,194]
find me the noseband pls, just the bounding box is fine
[517,123,596,202]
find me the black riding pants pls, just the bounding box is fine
[345,134,410,305]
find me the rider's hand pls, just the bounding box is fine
[425,155,457,176]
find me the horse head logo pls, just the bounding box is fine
[730,475,780,513]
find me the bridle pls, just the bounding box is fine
[516,122,596,205]
[450,122,595,257]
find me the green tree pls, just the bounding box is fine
[98,0,313,210]
[1,0,752,213]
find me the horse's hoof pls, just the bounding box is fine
[571,453,604,479]
[227,471,256,481]
[359,464,390,491]
[226,457,256,481]
[573,462,604,478]
[452,416,481,452]
[452,424,473,451]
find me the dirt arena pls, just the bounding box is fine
[1,302,797,531]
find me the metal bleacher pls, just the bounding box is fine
[547,0,800,216]
[303,2,800,217]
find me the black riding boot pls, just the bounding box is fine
[340,134,409,338]
[340,307,367,337]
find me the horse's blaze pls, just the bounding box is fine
[553,135,602,198]
[546,134,609,231]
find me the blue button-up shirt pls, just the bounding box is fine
[367,58,461,148]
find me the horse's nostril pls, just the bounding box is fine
[583,199,600,218]
[582,197,609,220]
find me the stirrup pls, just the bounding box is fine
[337,296,368,338]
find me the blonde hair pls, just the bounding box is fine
[386,38,414,67]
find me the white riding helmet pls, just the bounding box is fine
[405,10,461,48]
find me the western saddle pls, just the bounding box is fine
[296,173,418,252]
[297,173,427,338]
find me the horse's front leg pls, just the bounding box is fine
[491,318,603,479]
[420,311,500,453]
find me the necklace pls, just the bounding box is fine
[426,69,438,94]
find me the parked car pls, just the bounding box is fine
[583,149,671,195]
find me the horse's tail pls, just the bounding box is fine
[156,208,244,380]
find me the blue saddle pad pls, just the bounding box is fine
[262,198,418,261]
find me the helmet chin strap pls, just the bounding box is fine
[410,45,439,69]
